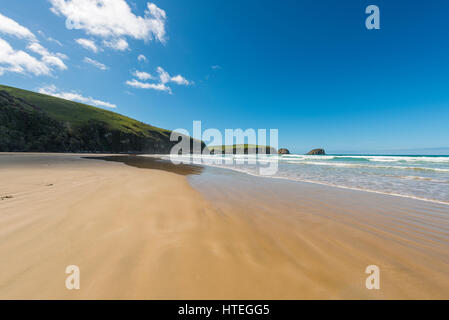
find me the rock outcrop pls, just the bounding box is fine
[306,148,326,155]
[278,148,290,155]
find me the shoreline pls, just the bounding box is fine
[3,152,448,206]
[198,163,449,206]
[1,153,448,299]
[143,154,449,206]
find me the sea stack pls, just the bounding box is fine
[278,148,290,155]
[306,148,326,155]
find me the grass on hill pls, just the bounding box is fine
[0,84,203,153]
[0,84,170,139]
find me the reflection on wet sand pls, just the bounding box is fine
[84,155,204,176]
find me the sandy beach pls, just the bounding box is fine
[0,153,448,299]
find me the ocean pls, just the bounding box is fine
[158,154,449,205]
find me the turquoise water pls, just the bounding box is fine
[276,155,449,204]
[158,154,449,205]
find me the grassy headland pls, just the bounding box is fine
[0,84,203,153]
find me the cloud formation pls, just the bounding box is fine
[38,30,63,46]
[83,57,107,70]
[103,38,128,51]
[133,70,153,80]
[50,0,167,52]
[75,38,98,52]
[0,13,35,40]
[38,84,116,108]
[125,66,190,94]
[137,54,147,62]
[156,67,190,85]
[170,74,189,85]
[0,38,50,76]
[125,79,171,93]
[0,13,67,76]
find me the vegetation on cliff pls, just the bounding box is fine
[306,148,326,155]
[0,85,203,153]
[278,148,290,155]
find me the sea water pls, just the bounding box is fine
[158,154,449,205]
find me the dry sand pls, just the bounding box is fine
[0,153,448,299]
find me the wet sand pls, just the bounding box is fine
[0,153,448,299]
[190,167,449,299]
[83,155,204,176]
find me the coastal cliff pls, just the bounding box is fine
[278,148,290,155]
[306,148,326,155]
[0,85,204,154]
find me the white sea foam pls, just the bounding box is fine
[147,154,449,205]
[280,154,449,163]
[282,161,449,173]
[193,161,449,206]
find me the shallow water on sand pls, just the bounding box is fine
[187,165,449,299]
[155,154,449,205]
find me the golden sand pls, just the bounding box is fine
[0,153,448,299]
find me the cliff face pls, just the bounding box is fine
[306,148,326,155]
[0,86,204,154]
[278,148,290,155]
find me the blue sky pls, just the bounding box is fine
[1,0,449,154]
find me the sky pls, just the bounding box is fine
[1,0,449,154]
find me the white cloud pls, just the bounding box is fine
[0,37,50,75]
[137,54,147,62]
[157,66,170,84]
[27,42,67,70]
[125,79,171,93]
[133,70,153,80]
[103,38,129,51]
[83,57,107,70]
[38,30,63,46]
[26,42,51,56]
[75,38,98,52]
[170,74,189,85]
[48,37,63,46]
[0,13,36,40]
[157,66,190,85]
[211,65,221,70]
[56,52,69,60]
[38,84,116,108]
[50,0,167,51]
[0,14,67,76]
[125,66,190,94]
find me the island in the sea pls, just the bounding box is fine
[306,148,326,155]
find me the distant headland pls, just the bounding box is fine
[306,148,326,155]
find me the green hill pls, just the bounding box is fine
[0,84,202,153]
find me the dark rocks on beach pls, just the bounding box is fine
[306,148,326,155]
[1,195,13,200]
[278,148,290,155]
